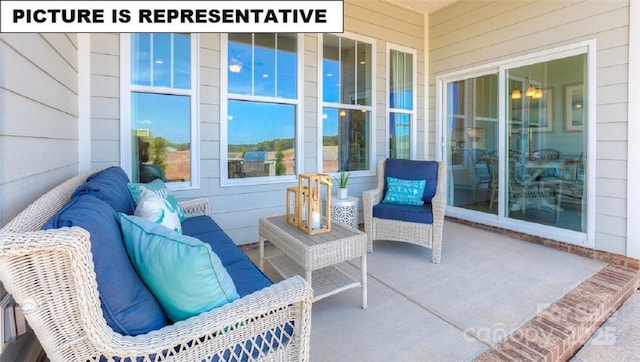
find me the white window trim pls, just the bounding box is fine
[317,32,377,177]
[436,40,596,248]
[386,43,417,160]
[220,33,303,187]
[119,33,200,190]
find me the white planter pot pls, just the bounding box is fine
[338,187,348,200]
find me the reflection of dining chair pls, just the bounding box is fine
[485,156,500,210]
[557,154,584,211]
[473,163,491,201]
[508,158,540,214]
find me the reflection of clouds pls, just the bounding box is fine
[137,119,152,125]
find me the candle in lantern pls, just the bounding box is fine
[311,211,321,230]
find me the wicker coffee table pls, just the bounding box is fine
[259,215,367,308]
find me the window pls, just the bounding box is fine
[388,46,416,159]
[223,33,300,181]
[122,33,199,188]
[321,34,373,173]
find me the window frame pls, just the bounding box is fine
[386,43,417,160]
[220,33,304,187]
[120,33,200,190]
[436,40,596,248]
[317,32,377,177]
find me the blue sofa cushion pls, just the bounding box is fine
[373,202,434,224]
[182,216,273,297]
[72,166,135,215]
[225,260,274,297]
[384,159,439,203]
[42,194,168,336]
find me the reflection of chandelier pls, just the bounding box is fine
[228,57,242,73]
[511,76,543,99]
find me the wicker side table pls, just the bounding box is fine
[331,196,359,229]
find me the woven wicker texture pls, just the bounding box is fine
[259,216,367,307]
[0,170,313,361]
[363,159,446,263]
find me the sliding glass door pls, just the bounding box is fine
[444,52,588,235]
[446,74,499,215]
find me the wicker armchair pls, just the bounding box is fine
[363,159,446,263]
[0,170,312,361]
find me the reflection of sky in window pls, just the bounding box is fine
[390,113,410,137]
[132,93,190,144]
[227,35,298,144]
[228,100,294,144]
[322,108,339,136]
[132,33,190,89]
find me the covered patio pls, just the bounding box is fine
[2,0,640,359]
[249,220,640,360]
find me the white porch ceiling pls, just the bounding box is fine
[385,0,458,14]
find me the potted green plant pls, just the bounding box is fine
[334,171,350,200]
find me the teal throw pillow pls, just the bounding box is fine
[119,214,240,322]
[134,188,182,234]
[128,179,186,221]
[383,177,427,206]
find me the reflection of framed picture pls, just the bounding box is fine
[530,87,553,132]
[564,84,584,132]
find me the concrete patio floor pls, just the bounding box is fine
[245,219,640,361]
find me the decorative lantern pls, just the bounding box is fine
[286,173,332,234]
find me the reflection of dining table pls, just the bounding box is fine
[524,160,565,179]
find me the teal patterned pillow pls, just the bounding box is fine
[128,179,186,221]
[383,177,427,206]
[134,188,182,234]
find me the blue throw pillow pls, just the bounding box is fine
[384,159,439,202]
[128,179,186,221]
[72,166,135,215]
[42,194,168,336]
[119,214,240,322]
[383,177,427,206]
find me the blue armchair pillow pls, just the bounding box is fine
[72,166,135,215]
[119,214,240,322]
[42,194,168,336]
[384,159,439,203]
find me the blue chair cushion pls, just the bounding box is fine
[182,216,273,296]
[42,194,168,336]
[72,166,135,215]
[373,202,434,224]
[119,214,240,322]
[384,159,439,203]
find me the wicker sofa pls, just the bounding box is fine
[0,168,312,361]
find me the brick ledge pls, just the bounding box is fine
[475,265,640,361]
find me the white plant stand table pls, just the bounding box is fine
[331,196,359,229]
[259,215,367,308]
